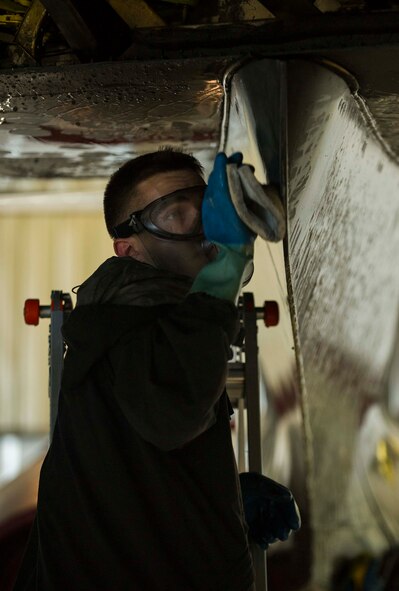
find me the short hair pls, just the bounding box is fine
[103,147,204,236]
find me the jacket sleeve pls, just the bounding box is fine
[110,293,239,451]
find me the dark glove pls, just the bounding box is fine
[239,472,301,550]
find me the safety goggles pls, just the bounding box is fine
[111,185,206,241]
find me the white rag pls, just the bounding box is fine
[226,163,286,242]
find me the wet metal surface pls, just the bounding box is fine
[0,58,234,178]
[286,59,399,587]
[222,58,311,589]
[320,46,399,161]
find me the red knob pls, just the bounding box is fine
[24,299,40,326]
[264,301,279,327]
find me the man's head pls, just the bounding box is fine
[104,148,217,278]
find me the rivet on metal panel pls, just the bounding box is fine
[0,13,23,25]
[105,0,165,28]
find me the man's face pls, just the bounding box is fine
[114,169,218,278]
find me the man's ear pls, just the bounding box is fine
[113,237,144,261]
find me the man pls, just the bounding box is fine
[14,148,256,590]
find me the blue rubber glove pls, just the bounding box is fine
[201,152,254,246]
[239,472,301,550]
[190,152,255,302]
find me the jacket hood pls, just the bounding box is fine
[75,256,192,307]
[61,257,192,388]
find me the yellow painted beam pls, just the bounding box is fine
[105,0,165,28]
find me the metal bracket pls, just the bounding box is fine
[24,291,73,440]
[13,0,47,64]
[226,293,280,591]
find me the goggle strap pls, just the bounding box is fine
[112,221,135,238]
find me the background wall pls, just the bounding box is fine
[0,209,112,433]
